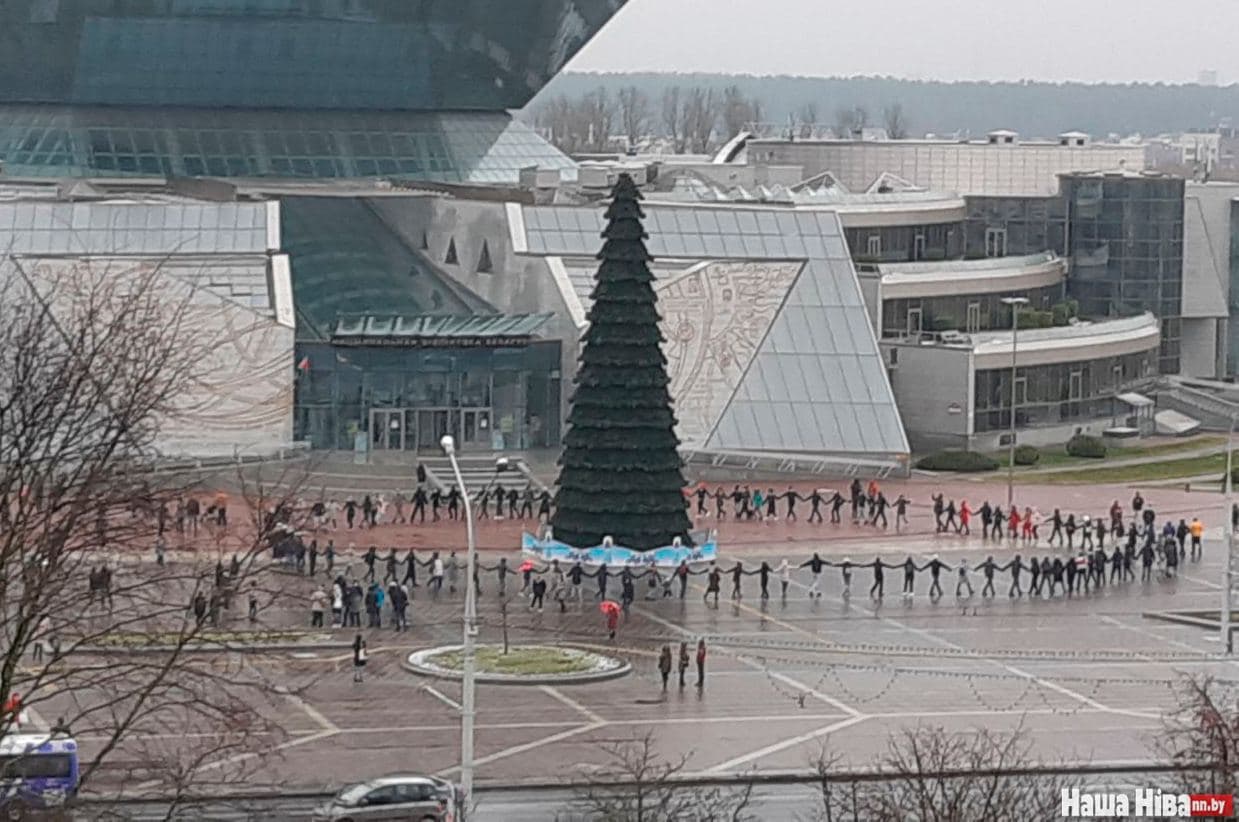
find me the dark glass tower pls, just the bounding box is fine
[1063,172,1185,373]
[0,0,625,181]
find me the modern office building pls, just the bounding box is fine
[882,314,1161,452]
[857,251,1160,450]
[742,130,1148,197]
[966,171,1187,375]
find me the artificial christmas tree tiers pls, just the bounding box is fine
[547,173,694,552]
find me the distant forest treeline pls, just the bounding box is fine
[528,72,1239,138]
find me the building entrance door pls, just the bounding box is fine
[460,408,492,450]
[411,408,493,451]
[416,409,452,451]
[370,409,407,450]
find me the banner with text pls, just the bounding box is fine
[521,533,717,569]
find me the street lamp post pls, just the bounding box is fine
[440,435,477,807]
[1000,296,1029,509]
[1224,417,1236,653]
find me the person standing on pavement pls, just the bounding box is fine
[979,557,996,598]
[390,582,408,631]
[447,551,460,594]
[902,556,916,598]
[801,553,825,598]
[927,555,945,599]
[658,646,672,692]
[1190,517,1204,561]
[569,561,584,603]
[676,560,690,598]
[695,639,707,689]
[530,576,547,612]
[352,635,367,683]
[403,549,418,592]
[678,642,690,690]
[549,560,566,612]
[1007,555,1023,597]
[310,586,327,628]
[704,564,721,607]
[594,562,607,601]
[384,548,398,583]
[955,559,974,598]
[759,561,771,600]
[331,579,343,627]
[868,557,885,600]
[430,552,444,595]
[777,558,791,600]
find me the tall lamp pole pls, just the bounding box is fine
[440,435,477,807]
[1000,296,1029,509]
[1224,417,1236,653]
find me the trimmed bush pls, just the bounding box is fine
[915,450,1000,472]
[1013,444,1040,466]
[1066,434,1107,459]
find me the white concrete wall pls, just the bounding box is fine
[20,257,294,459]
[1181,317,1223,379]
[881,342,973,452]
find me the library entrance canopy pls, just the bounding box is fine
[331,314,554,348]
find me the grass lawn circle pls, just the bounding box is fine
[407,644,629,685]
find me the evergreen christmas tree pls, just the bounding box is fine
[550,173,692,551]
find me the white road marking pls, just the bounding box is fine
[704,715,870,773]
[538,685,604,723]
[423,685,463,712]
[635,606,863,719]
[737,554,1151,720]
[286,691,338,733]
[132,728,338,792]
[435,722,606,777]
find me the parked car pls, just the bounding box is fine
[314,775,460,821]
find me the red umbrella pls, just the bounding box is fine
[599,600,620,616]
[519,560,535,573]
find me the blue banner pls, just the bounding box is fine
[521,532,718,568]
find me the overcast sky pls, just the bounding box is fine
[568,0,1239,84]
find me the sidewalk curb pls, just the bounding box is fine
[78,637,352,655]
[403,643,631,685]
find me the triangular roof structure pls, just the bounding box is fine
[865,171,922,194]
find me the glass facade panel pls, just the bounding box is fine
[845,222,964,264]
[0,1,620,111]
[281,196,497,340]
[1061,175,1185,373]
[973,350,1157,433]
[0,107,573,183]
[294,341,561,451]
[881,285,1063,338]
